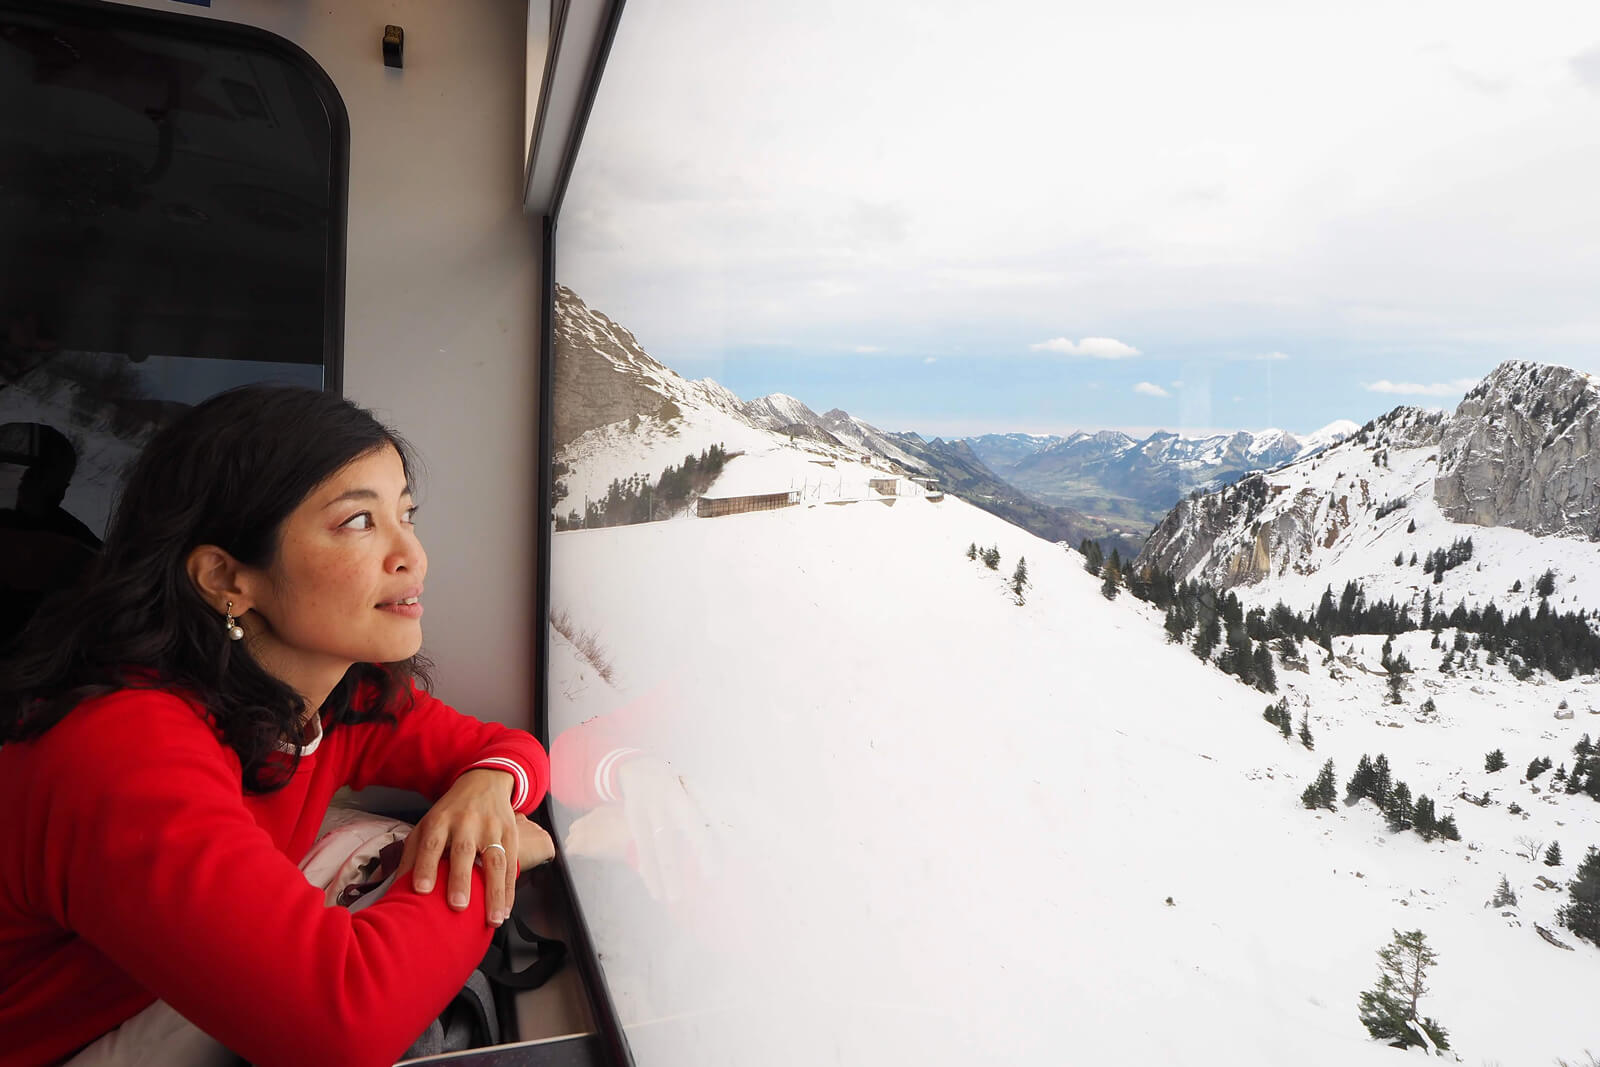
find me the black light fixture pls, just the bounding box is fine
[382,24,403,69]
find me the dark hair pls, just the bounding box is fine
[0,385,432,792]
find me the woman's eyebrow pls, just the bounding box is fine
[321,486,414,509]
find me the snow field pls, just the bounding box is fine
[548,492,1600,1066]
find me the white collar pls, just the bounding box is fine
[275,715,324,756]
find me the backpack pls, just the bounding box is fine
[303,808,568,1059]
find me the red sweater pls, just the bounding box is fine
[0,682,549,1067]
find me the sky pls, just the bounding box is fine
[556,0,1600,439]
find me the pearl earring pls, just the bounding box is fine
[224,601,244,641]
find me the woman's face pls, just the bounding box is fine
[240,445,426,706]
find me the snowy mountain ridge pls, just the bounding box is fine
[1135,361,1600,637]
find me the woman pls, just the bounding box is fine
[0,386,552,1066]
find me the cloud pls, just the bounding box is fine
[1364,377,1479,397]
[923,356,937,365]
[1134,381,1170,398]
[853,345,885,353]
[1256,351,1290,361]
[1170,380,1185,389]
[1571,44,1600,92]
[1029,336,1141,359]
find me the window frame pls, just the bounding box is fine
[0,0,352,392]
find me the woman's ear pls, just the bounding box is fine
[185,544,251,613]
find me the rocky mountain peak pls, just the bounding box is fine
[553,286,685,448]
[1436,360,1600,538]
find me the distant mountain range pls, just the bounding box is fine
[553,285,1145,555]
[966,422,1358,545]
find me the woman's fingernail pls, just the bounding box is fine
[415,879,432,893]
[451,892,467,908]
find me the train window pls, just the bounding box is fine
[0,0,345,647]
[549,3,1600,1064]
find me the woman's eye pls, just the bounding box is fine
[340,512,374,530]
[404,506,419,525]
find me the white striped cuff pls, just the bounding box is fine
[594,747,643,803]
[469,756,531,810]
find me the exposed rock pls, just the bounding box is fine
[1435,360,1600,539]
[1535,923,1575,950]
[552,285,740,448]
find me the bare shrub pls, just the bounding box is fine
[549,608,616,685]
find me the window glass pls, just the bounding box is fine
[0,2,340,647]
[551,3,1600,1063]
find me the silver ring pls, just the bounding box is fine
[481,842,507,858]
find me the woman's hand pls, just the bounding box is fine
[515,814,556,870]
[396,768,519,926]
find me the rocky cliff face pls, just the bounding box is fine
[1435,360,1600,539]
[554,286,699,448]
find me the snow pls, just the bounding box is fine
[548,482,1600,1065]
[1301,419,1363,456]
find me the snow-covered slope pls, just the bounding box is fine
[551,286,923,515]
[549,485,1600,1066]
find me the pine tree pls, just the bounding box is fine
[1347,754,1376,804]
[1011,556,1029,599]
[1372,754,1393,806]
[1385,781,1414,832]
[1253,641,1277,693]
[1279,705,1293,739]
[1080,538,1103,576]
[1164,607,1188,643]
[1413,794,1437,841]
[1485,749,1507,773]
[1437,813,1460,841]
[1558,846,1600,946]
[1101,571,1119,600]
[1546,841,1563,867]
[1491,875,1517,909]
[1406,518,1416,534]
[1357,930,1450,1051]
[1386,666,1404,705]
[1302,759,1338,811]
[1537,568,1557,598]
[967,542,977,560]
[1299,712,1314,751]
[1394,551,1404,566]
